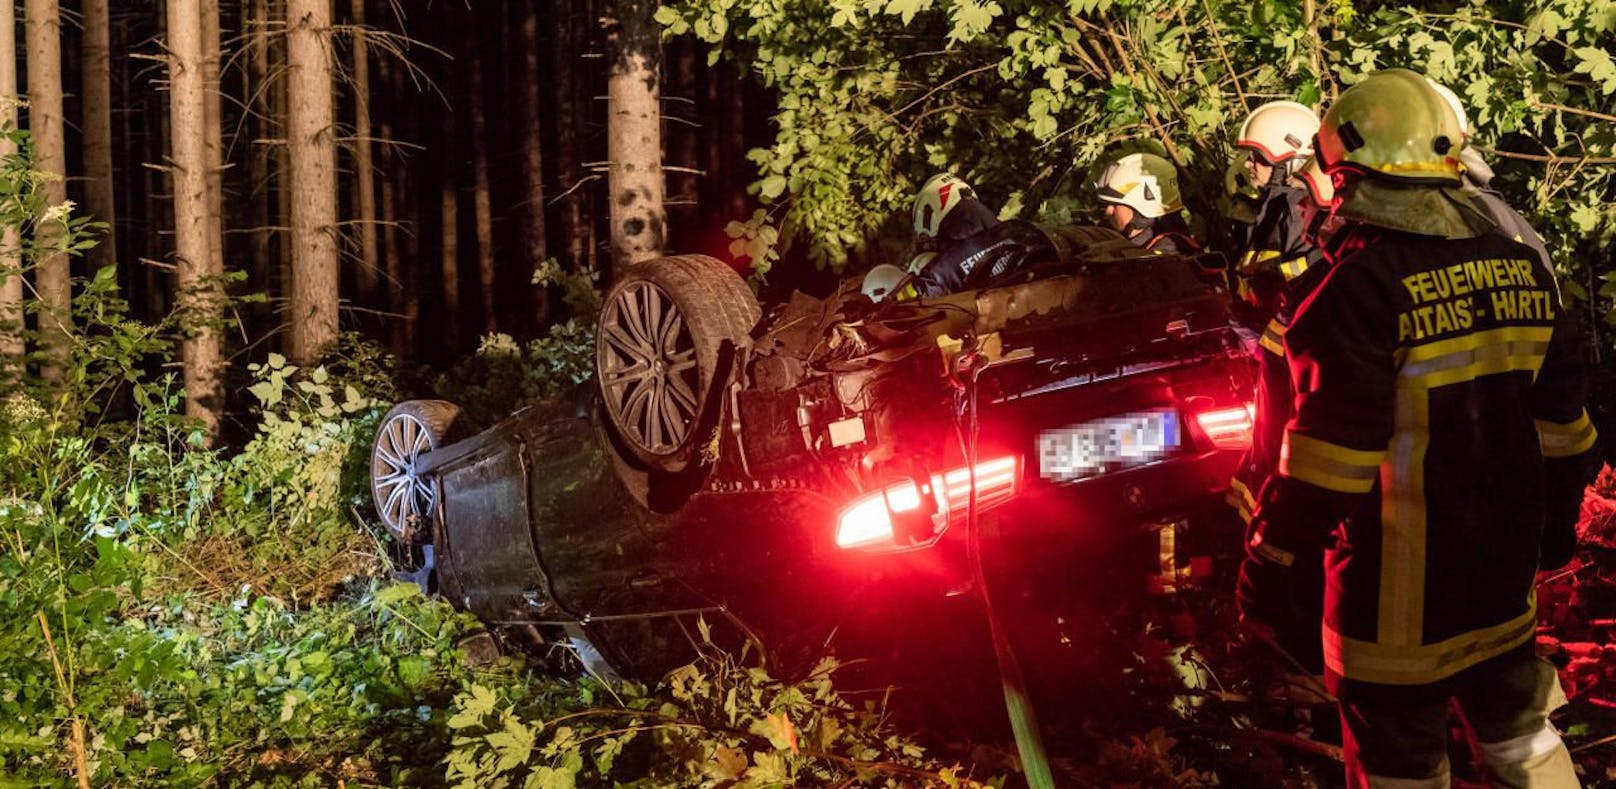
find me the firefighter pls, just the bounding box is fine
[907,172,1002,297]
[1226,151,1335,673]
[1236,68,1598,787]
[1230,100,1325,330]
[1210,158,1264,266]
[1094,152,1200,255]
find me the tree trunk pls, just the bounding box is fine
[145,61,169,321]
[463,12,494,334]
[725,64,748,218]
[0,0,21,375]
[438,108,460,352]
[376,53,401,354]
[515,0,548,325]
[202,0,225,279]
[82,0,116,273]
[388,48,418,356]
[549,2,585,271]
[246,0,272,314]
[701,58,721,209]
[349,0,377,306]
[285,0,339,364]
[168,0,224,441]
[25,0,70,385]
[669,37,699,211]
[605,0,663,272]
[272,0,292,308]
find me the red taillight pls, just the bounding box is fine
[1195,403,1255,449]
[835,456,1020,550]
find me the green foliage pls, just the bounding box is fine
[442,647,999,789]
[431,326,596,428]
[658,0,1616,332]
[432,258,607,425]
[724,208,782,283]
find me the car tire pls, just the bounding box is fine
[596,254,760,473]
[370,399,474,543]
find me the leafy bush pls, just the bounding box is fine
[443,647,1000,789]
[435,260,604,424]
[658,0,1615,326]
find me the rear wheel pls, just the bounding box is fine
[370,400,473,543]
[596,254,760,473]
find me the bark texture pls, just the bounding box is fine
[605,0,664,272]
[202,0,225,276]
[0,0,21,371]
[168,0,224,441]
[349,0,377,305]
[82,0,116,272]
[25,0,70,384]
[285,0,339,364]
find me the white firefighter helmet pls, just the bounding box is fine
[1237,100,1320,166]
[1425,78,1470,136]
[912,173,978,240]
[1095,152,1181,219]
[861,264,910,302]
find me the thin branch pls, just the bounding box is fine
[549,174,604,205]
[1482,147,1616,166]
[1532,102,1616,125]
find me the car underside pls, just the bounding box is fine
[369,222,1258,678]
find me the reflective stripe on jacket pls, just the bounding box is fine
[1233,186,1324,325]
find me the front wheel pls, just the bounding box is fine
[369,400,473,543]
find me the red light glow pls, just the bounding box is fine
[835,456,1020,550]
[1195,404,1255,449]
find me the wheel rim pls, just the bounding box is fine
[599,280,700,455]
[372,413,438,539]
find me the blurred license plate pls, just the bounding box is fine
[1038,409,1179,482]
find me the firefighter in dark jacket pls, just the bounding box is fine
[1230,100,1327,331]
[1226,151,1337,673]
[1237,69,1597,787]
[907,173,1002,298]
[1095,152,1200,255]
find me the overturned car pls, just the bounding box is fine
[369,223,1256,677]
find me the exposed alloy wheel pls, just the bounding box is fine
[370,400,470,543]
[597,255,760,473]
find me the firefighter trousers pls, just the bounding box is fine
[1336,645,1578,788]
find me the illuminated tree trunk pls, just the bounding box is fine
[25,0,70,385]
[0,0,21,373]
[349,0,377,305]
[606,0,664,271]
[168,0,225,441]
[285,0,339,364]
[464,11,494,333]
[202,0,225,278]
[82,0,116,272]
